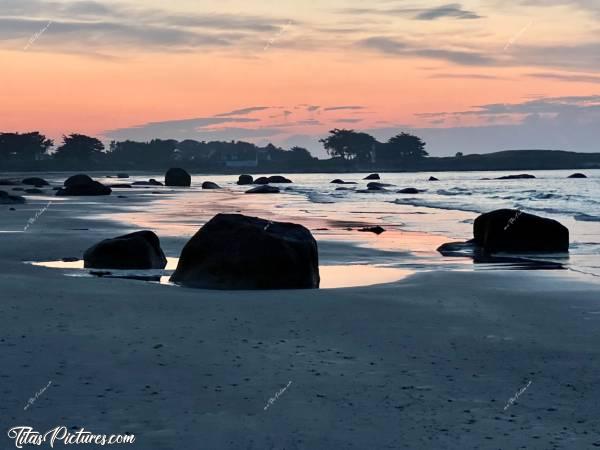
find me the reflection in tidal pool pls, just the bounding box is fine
[29,259,413,289]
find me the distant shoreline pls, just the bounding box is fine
[2,149,599,174]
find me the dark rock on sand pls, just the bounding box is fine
[0,190,26,204]
[364,174,380,180]
[358,226,385,235]
[254,177,270,185]
[202,181,221,190]
[496,174,536,180]
[428,176,439,181]
[132,179,163,186]
[474,209,568,252]
[57,174,111,196]
[397,188,422,194]
[24,188,44,194]
[245,185,280,194]
[84,230,167,269]
[237,174,254,185]
[165,168,191,187]
[170,213,320,289]
[117,173,129,179]
[267,175,292,183]
[22,177,49,186]
[568,173,587,179]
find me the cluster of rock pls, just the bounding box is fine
[83,213,320,290]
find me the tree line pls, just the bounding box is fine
[0,129,428,169]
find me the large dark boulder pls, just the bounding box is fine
[267,175,292,184]
[496,174,536,180]
[22,177,49,186]
[246,185,280,194]
[84,230,167,269]
[473,209,568,252]
[165,168,191,187]
[364,173,380,180]
[237,174,254,185]
[568,173,587,179]
[202,181,221,189]
[170,214,319,289]
[0,190,26,204]
[57,174,111,196]
[254,177,270,185]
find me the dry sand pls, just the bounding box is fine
[1,188,600,449]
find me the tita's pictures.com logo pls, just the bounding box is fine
[7,426,135,448]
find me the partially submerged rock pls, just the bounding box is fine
[132,179,163,186]
[165,168,191,187]
[364,173,380,180]
[496,174,536,180]
[202,181,221,189]
[474,209,568,252]
[358,226,385,235]
[268,175,292,183]
[253,177,270,185]
[0,190,26,204]
[428,176,439,181]
[245,185,280,194]
[568,173,587,179]
[331,179,357,184]
[22,177,49,186]
[170,213,320,289]
[24,188,44,194]
[397,188,422,194]
[56,174,112,196]
[84,230,167,269]
[0,179,19,186]
[367,182,394,189]
[237,174,254,185]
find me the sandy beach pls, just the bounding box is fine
[1,178,599,449]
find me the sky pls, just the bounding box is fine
[1,0,600,157]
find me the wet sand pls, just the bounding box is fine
[1,183,600,449]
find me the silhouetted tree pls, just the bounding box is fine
[377,133,428,162]
[319,129,377,162]
[0,132,53,160]
[54,134,105,162]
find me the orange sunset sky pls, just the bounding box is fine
[1,0,599,156]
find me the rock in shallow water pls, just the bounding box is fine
[22,177,49,186]
[237,174,253,185]
[170,213,320,289]
[474,209,568,252]
[165,168,191,187]
[56,174,111,196]
[568,173,587,179]
[0,190,26,204]
[364,173,380,180]
[84,230,167,269]
[202,181,221,189]
[245,185,280,194]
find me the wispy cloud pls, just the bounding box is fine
[215,107,270,117]
[323,106,365,111]
[527,72,600,83]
